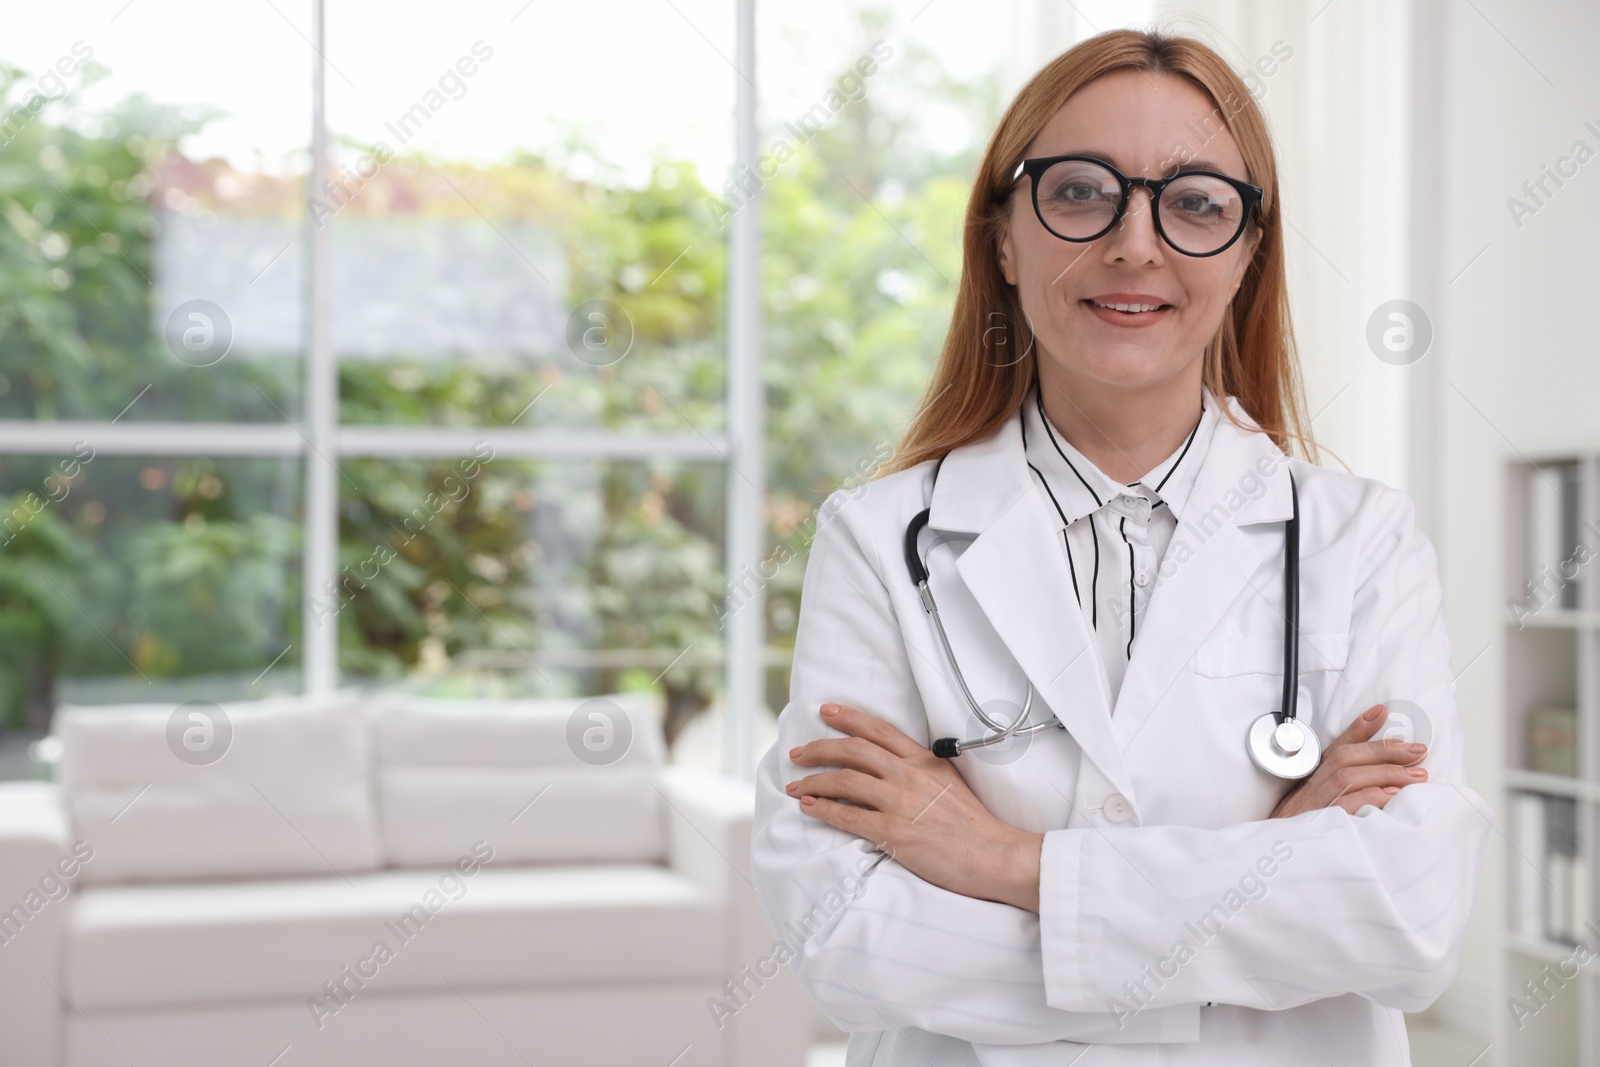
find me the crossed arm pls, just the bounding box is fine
[783,692,1433,915]
[749,484,1491,1037]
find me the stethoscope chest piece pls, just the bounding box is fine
[1246,710,1320,779]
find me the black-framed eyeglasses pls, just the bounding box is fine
[1003,154,1263,258]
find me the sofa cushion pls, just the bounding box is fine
[368,691,667,867]
[58,690,381,885]
[64,863,723,1010]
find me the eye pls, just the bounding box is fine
[1036,161,1120,205]
[1159,174,1242,225]
[1170,193,1223,216]
[1054,180,1108,203]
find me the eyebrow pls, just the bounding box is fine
[1052,149,1239,177]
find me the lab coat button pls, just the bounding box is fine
[1103,793,1132,822]
[1134,571,1150,587]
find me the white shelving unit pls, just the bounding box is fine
[1496,455,1598,1067]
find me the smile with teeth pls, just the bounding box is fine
[1088,300,1168,313]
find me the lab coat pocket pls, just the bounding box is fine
[1194,632,1350,677]
[1193,631,1350,735]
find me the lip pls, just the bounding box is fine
[1087,292,1171,305]
[1081,293,1175,328]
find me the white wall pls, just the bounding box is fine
[1436,0,1600,1057]
[1149,0,1600,1053]
[1142,0,1415,487]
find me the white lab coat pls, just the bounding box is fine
[749,390,1491,1067]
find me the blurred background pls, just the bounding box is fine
[0,1,1597,1064]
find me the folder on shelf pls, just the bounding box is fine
[1512,791,1588,946]
[1545,795,1578,944]
[1527,704,1578,778]
[1513,792,1546,941]
[1529,462,1582,611]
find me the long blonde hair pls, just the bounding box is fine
[878,27,1321,478]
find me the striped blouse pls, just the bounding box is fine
[1019,379,1220,710]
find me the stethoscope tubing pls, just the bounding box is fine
[1278,469,1299,726]
[905,505,1055,757]
[902,447,1308,772]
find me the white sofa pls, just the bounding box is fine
[0,689,811,1067]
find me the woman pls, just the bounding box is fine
[749,27,1490,1067]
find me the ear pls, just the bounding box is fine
[1226,226,1262,301]
[998,221,1018,287]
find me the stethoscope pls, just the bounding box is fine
[903,454,1318,779]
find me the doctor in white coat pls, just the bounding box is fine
[749,27,1491,1067]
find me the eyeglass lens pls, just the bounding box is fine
[1034,159,1248,255]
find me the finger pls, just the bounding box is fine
[796,793,878,840]
[1320,736,1430,770]
[1333,703,1389,746]
[1289,779,1411,819]
[1335,785,1408,816]
[788,767,887,810]
[1364,736,1429,767]
[1277,780,1400,819]
[790,735,895,776]
[1286,758,1427,819]
[1327,705,1432,767]
[814,703,928,759]
[1318,758,1433,799]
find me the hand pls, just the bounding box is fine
[786,703,1043,911]
[1269,703,1429,819]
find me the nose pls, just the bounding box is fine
[1101,185,1165,265]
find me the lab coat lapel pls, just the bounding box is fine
[925,394,1295,810]
[928,408,1132,803]
[1109,397,1296,754]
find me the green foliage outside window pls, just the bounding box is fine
[0,40,996,746]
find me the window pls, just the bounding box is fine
[0,0,1158,778]
[0,1,740,772]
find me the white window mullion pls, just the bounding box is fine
[0,422,304,455]
[0,422,726,461]
[303,0,338,695]
[724,0,765,782]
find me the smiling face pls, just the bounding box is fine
[997,69,1261,395]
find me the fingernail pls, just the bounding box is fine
[1365,705,1382,721]
[788,746,802,759]
[821,704,839,717]
[785,781,797,792]
[1405,743,1426,754]
[1384,786,1401,793]
[1408,767,1427,777]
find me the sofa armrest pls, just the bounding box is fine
[657,765,755,905]
[0,781,76,1067]
[657,765,810,1067]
